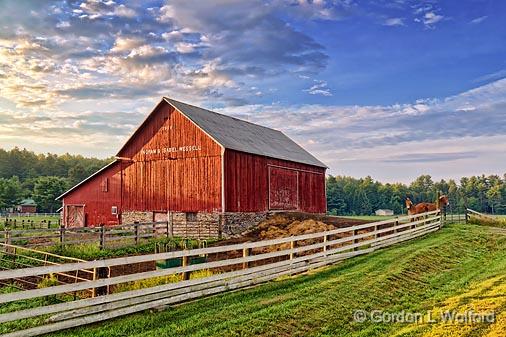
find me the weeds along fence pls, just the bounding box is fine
[0,220,218,249]
[466,208,506,226]
[0,210,442,337]
[0,243,95,297]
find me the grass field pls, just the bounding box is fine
[0,215,60,229]
[44,223,505,337]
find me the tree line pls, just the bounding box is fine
[326,174,506,216]
[1,147,504,215]
[0,148,112,213]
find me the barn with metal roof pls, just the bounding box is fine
[58,98,327,236]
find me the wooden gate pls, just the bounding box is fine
[268,166,299,210]
[66,205,85,228]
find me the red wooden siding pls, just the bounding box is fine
[63,162,122,227]
[224,150,326,213]
[120,103,222,212]
[268,167,299,210]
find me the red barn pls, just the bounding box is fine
[58,98,327,236]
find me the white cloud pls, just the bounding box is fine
[470,16,488,24]
[383,18,404,26]
[423,12,444,25]
[56,21,71,28]
[110,37,145,53]
[305,80,332,96]
[114,4,136,18]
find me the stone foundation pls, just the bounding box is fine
[221,212,270,238]
[121,211,154,224]
[119,210,273,239]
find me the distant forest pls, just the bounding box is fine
[0,148,112,213]
[0,147,505,215]
[326,174,506,215]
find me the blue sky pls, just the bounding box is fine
[0,0,505,182]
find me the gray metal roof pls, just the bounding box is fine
[164,98,327,168]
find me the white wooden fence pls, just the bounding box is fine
[0,210,442,337]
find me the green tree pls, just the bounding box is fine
[32,176,69,213]
[0,176,23,210]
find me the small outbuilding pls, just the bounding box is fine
[375,209,394,216]
[16,199,37,214]
[57,97,327,235]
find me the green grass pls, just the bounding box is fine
[41,223,505,337]
[0,215,60,230]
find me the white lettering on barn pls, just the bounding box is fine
[140,145,202,156]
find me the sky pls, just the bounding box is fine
[0,0,505,183]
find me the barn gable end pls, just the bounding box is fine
[60,160,122,227]
[119,102,223,213]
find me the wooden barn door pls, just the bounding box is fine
[66,205,85,228]
[268,166,299,210]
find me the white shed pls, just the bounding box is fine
[375,209,394,216]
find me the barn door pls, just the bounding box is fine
[268,166,299,210]
[66,205,85,228]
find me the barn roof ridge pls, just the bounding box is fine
[163,97,327,168]
[163,97,281,132]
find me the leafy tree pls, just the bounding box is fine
[0,176,23,209]
[32,177,69,213]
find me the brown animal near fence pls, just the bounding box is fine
[406,195,449,215]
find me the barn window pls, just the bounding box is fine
[111,206,118,215]
[101,178,109,192]
[186,212,197,222]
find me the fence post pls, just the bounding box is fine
[4,229,11,248]
[99,225,106,250]
[95,267,110,296]
[168,212,174,238]
[242,247,251,269]
[290,240,296,260]
[392,217,398,232]
[135,222,140,245]
[182,255,189,280]
[353,229,359,251]
[323,234,328,255]
[465,211,469,223]
[59,224,65,247]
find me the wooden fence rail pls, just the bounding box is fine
[0,210,442,337]
[0,220,218,248]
